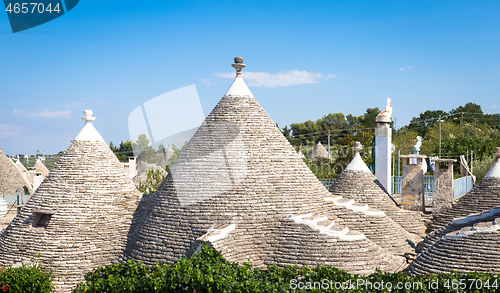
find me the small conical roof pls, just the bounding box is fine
[33,158,49,178]
[0,149,32,195]
[125,58,412,273]
[15,159,28,173]
[307,141,329,161]
[427,147,500,233]
[0,110,142,293]
[408,207,500,274]
[157,145,175,169]
[330,142,426,238]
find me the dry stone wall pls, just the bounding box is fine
[0,141,142,293]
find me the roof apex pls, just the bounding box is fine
[224,57,253,98]
[74,110,105,142]
[345,142,370,172]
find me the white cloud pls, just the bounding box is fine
[201,78,215,86]
[0,123,21,138]
[398,66,413,71]
[13,109,71,118]
[214,70,336,88]
[65,101,85,107]
[492,105,498,109]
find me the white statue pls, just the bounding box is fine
[377,97,392,119]
[413,136,422,152]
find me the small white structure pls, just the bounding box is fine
[32,172,43,193]
[375,98,392,194]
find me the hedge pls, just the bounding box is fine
[74,245,500,293]
[0,257,53,293]
[1,246,498,292]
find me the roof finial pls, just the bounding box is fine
[82,110,96,124]
[231,57,246,77]
[353,141,363,153]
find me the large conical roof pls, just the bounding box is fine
[426,147,500,233]
[307,141,329,161]
[0,149,32,195]
[329,142,427,237]
[407,207,500,274]
[125,57,411,273]
[0,110,142,293]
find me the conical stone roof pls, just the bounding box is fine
[426,147,500,234]
[0,110,142,293]
[329,142,427,238]
[407,207,500,274]
[33,158,50,178]
[125,57,410,273]
[15,159,28,173]
[14,159,33,186]
[0,149,32,195]
[307,141,329,161]
[157,145,175,169]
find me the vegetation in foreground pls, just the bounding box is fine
[74,246,500,293]
[0,256,53,293]
[1,246,499,292]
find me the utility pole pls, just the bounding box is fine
[460,112,463,128]
[327,130,330,159]
[471,150,474,174]
[439,119,443,158]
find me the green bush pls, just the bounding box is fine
[0,258,53,293]
[75,245,500,293]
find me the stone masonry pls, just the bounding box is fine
[0,148,32,195]
[400,154,427,211]
[124,58,407,273]
[432,159,456,214]
[408,207,500,274]
[0,113,142,293]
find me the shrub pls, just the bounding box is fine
[75,245,500,293]
[0,257,53,293]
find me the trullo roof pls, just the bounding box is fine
[33,158,50,178]
[15,159,28,173]
[407,207,500,274]
[0,110,142,293]
[124,57,409,274]
[307,141,329,161]
[426,147,500,234]
[157,144,175,169]
[329,142,427,238]
[0,149,32,195]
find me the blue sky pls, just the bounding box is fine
[1,0,499,155]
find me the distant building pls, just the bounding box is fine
[0,148,32,195]
[306,141,329,161]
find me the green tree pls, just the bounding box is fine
[138,169,167,194]
[109,140,133,162]
[407,110,448,137]
[392,127,419,156]
[358,107,380,129]
[132,134,156,163]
